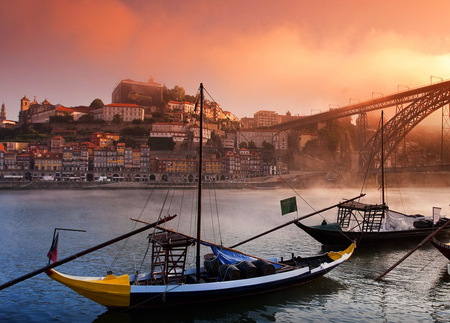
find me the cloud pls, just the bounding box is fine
[2,0,450,120]
[0,0,138,62]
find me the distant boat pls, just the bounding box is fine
[296,202,450,247]
[296,111,450,247]
[41,84,356,309]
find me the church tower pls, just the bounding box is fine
[19,95,31,123]
[20,95,30,112]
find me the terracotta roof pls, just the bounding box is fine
[105,103,142,108]
[56,106,73,112]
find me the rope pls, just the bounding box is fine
[212,181,223,246]
[108,189,155,271]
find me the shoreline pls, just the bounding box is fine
[1,171,450,190]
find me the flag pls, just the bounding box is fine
[433,207,442,224]
[47,232,59,263]
[280,197,297,215]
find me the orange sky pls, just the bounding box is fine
[2,0,450,122]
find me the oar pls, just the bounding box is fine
[0,214,176,290]
[230,193,365,249]
[375,218,450,281]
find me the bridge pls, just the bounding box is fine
[269,79,450,170]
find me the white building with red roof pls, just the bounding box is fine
[91,103,144,122]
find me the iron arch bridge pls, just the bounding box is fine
[269,79,450,171]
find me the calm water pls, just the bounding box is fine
[1,187,450,322]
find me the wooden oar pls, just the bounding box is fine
[0,214,176,290]
[375,218,450,281]
[230,193,365,249]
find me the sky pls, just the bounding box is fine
[2,0,450,122]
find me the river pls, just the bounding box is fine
[0,187,450,322]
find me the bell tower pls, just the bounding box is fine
[19,96,31,123]
[20,95,30,112]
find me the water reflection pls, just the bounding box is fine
[2,188,450,322]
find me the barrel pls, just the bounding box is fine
[236,261,259,278]
[219,264,241,281]
[252,259,275,276]
[204,254,220,276]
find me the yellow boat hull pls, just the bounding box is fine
[46,269,131,307]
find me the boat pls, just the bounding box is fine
[431,236,450,260]
[296,202,449,247]
[296,111,450,247]
[40,83,356,309]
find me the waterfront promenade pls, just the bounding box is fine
[1,170,450,190]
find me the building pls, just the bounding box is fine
[90,132,120,147]
[34,152,62,172]
[0,103,16,128]
[92,103,144,122]
[18,96,93,124]
[150,123,188,143]
[168,101,195,114]
[19,97,55,123]
[236,129,288,150]
[51,136,65,153]
[190,125,212,143]
[240,117,256,129]
[112,78,163,108]
[254,110,278,128]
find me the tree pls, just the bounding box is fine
[248,141,257,149]
[77,114,96,123]
[165,85,186,101]
[49,115,73,123]
[149,137,175,150]
[89,98,104,109]
[262,141,274,150]
[112,114,123,125]
[120,126,148,136]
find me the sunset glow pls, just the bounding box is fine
[2,0,450,120]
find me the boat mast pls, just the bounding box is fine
[381,111,386,208]
[196,83,204,282]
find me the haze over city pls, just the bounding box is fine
[2,0,450,124]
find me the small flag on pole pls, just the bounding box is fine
[47,232,59,263]
[280,197,297,215]
[433,207,442,224]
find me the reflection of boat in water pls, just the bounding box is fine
[297,111,450,247]
[41,84,355,309]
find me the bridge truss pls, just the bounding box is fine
[271,79,450,171]
[361,83,450,170]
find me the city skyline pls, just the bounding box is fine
[2,0,450,125]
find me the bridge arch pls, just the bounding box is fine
[361,86,450,170]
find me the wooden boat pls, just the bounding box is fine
[296,111,450,247]
[45,234,355,308]
[431,237,450,260]
[296,202,450,247]
[41,84,355,309]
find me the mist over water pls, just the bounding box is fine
[1,188,450,322]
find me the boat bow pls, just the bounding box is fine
[46,269,131,307]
